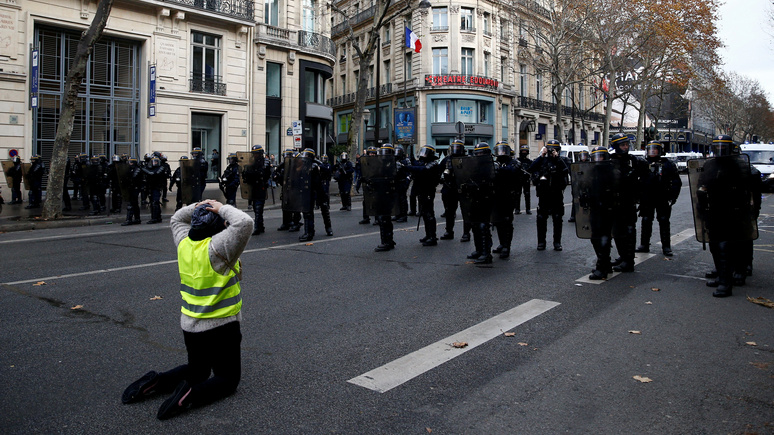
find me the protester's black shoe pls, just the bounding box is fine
[712,285,732,298]
[122,371,160,404]
[157,381,192,420]
[588,270,608,280]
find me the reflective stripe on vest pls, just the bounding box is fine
[178,237,242,319]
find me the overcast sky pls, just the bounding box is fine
[717,0,774,101]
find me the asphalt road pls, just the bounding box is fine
[1,177,772,434]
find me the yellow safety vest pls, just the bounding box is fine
[177,237,241,319]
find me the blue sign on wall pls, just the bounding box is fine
[149,65,156,117]
[30,49,39,108]
[394,107,416,144]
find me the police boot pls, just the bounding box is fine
[422,215,438,246]
[499,225,513,259]
[299,219,314,242]
[89,196,101,215]
[589,236,612,280]
[441,210,455,239]
[460,222,472,242]
[474,224,493,264]
[467,226,483,259]
[552,215,563,251]
[636,217,653,253]
[536,217,547,251]
[321,204,333,236]
[660,224,673,256]
[375,223,395,252]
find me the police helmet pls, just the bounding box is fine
[546,139,561,155]
[365,146,378,156]
[322,154,329,163]
[519,144,530,156]
[128,157,139,165]
[473,142,491,156]
[283,148,295,159]
[150,156,161,168]
[300,148,316,160]
[378,144,395,156]
[590,146,610,162]
[144,153,153,162]
[112,154,121,162]
[180,155,189,160]
[251,144,265,158]
[578,150,590,162]
[31,154,42,162]
[160,153,168,162]
[711,135,738,156]
[340,152,349,162]
[98,154,107,163]
[610,133,631,154]
[394,145,406,159]
[152,151,162,158]
[418,145,437,160]
[120,153,129,162]
[645,141,663,159]
[450,140,465,157]
[494,141,512,158]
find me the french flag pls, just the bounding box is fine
[405,27,422,53]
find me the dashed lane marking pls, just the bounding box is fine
[575,228,695,284]
[347,299,561,393]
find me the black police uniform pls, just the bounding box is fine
[529,147,570,250]
[636,150,682,255]
[405,148,442,246]
[333,157,354,210]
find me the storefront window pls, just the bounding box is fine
[433,99,453,122]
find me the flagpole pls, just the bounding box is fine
[403,22,408,108]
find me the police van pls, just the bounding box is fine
[559,144,591,163]
[741,143,774,192]
[668,152,702,173]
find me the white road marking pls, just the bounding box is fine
[347,299,561,393]
[575,228,695,284]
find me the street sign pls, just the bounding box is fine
[286,127,293,136]
[455,121,465,135]
[292,120,303,136]
[293,135,302,147]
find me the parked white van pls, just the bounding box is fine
[559,144,591,163]
[741,143,774,192]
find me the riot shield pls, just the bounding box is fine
[21,163,31,191]
[281,157,312,213]
[452,155,496,221]
[688,155,758,243]
[570,161,619,239]
[360,155,399,216]
[115,161,132,199]
[2,161,16,188]
[179,158,202,205]
[237,151,268,201]
[85,163,102,198]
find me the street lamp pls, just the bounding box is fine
[362,108,371,152]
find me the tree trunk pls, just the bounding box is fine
[42,0,114,220]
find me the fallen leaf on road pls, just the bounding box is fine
[504,332,516,337]
[71,305,83,310]
[750,362,771,370]
[645,301,653,305]
[305,243,314,246]
[32,281,46,286]
[150,296,163,301]
[651,287,660,292]
[746,342,757,346]
[518,342,528,346]
[747,296,774,309]
[451,342,468,348]
[628,330,642,335]
[575,283,583,286]
[663,257,672,261]
[465,261,475,264]
[426,428,432,434]
[633,375,652,383]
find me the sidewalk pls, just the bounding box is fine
[0,182,351,233]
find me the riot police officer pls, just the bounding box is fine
[241,145,272,235]
[121,157,143,226]
[333,152,355,211]
[142,156,166,224]
[191,147,208,196]
[160,154,171,203]
[491,141,522,259]
[7,156,23,204]
[515,144,533,215]
[297,148,333,242]
[440,140,466,240]
[320,154,333,198]
[75,153,90,210]
[169,156,186,211]
[357,146,379,225]
[25,155,46,209]
[529,140,570,251]
[579,147,618,280]
[568,148,589,223]
[393,144,411,223]
[274,149,302,231]
[691,135,760,297]
[457,143,496,264]
[107,155,123,213]
[220,153,240,206]
[635,141,682,256]
[406,145,443,246]
[365,144,400,251]
[84,156,105,214]
[608,133,647,272]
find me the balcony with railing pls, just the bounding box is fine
[517,96,606,122]
[460,25,476,34]
[190,74,227,96]
[331,5,376,37]
[326,83,395,107]
[298,30,337,58]
[256,24,336,60]
[160,0,254,21]
[431,25,449,32]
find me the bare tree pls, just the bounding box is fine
[42,0,115,220]
[330,0,417,157]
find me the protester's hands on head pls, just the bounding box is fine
[195,199,224,214]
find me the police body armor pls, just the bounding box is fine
[570,160,622,239]
[281,157,313,213]
[179,158,202,205]
[115,160,133,199]
[452,155,496,222]
[360,154,400,216]
[237,151,267,201]
[688,154,758,243]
